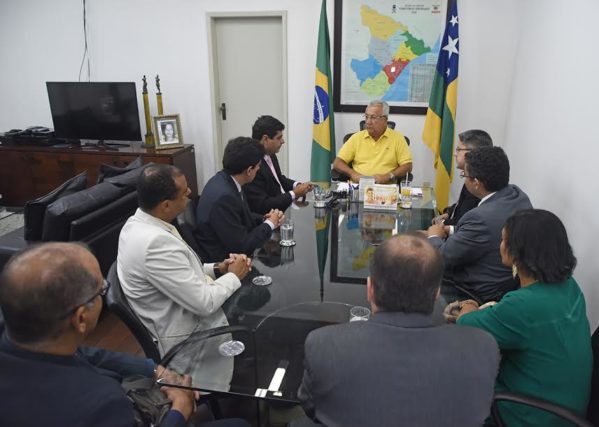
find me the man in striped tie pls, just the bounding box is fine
[244,115,313,215]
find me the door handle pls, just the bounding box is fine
[219,102,227,120]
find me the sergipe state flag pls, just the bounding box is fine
[422,0,459,211]
[311,0,336,183]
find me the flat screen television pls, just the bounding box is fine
[46,82,142,143]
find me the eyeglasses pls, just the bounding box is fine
[362,114,387,121]
[455,147,472,152]
[460,172,476,180]
[58,279,110,319]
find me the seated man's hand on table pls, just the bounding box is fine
[160,374,197,421]
[432,213,449,225]
[374,173,393,184]
[349,171,364,183]
[426,223,449,239]
[220,254,251,280]
[294,182,313,198]
[264,209,285,228]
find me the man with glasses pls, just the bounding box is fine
[333,99,412,183]
[0,242,199,426]
[426,147,532,304]
[432,129,493,229]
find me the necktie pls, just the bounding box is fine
[264,155,285,194]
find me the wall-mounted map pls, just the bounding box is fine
[333,0,447,114]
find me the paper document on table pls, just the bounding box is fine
[336,182,350,192]
[411,187,423,197]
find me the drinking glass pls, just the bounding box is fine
[349,306,371,322]
[313,186,326,208]
[279,220,295,246]
[400,181,412,209]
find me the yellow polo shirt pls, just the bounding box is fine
[337,128,412,176]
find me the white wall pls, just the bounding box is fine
[0,0,597,327]
[503,0,599,328]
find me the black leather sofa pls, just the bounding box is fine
[0,167,143,276]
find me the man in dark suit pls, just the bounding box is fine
[0,242,196,427]
[433,129,493,227]
[244,116,312,214]
[295,234,499,427]
[196,137,285,262]
[427,146,533,303]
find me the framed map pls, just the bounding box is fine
[333,0,447,114]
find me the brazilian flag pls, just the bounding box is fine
[422,0,459,211]
[311,0,336,183]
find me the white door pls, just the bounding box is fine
[209,14,288,173]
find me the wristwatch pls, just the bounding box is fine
[213,264,223,278]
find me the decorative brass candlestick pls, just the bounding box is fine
[156,75,164,115]
[142,75,155,148]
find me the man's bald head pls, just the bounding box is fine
[0,243,101,343]
[369,233,443,314]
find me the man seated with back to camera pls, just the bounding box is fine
[293,234,499,427]
[0,242,249,427]
[244,115,313,214]
[433,129,493,227]
[333,99,412,184]
[195,137,285,263]
[426,146,533,304]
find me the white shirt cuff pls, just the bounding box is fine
[264,219,276,230]
[289,190,296,200]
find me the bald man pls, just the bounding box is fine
[296,234,499,427]
[0,243,247,427]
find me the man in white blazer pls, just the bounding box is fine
[117,164,250,386]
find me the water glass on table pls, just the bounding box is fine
[313,186,326,208]
[349,306,371,322]
[279,220,295,246]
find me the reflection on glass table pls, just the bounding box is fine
[331,189,436,284]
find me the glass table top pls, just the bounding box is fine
[157,187,436,402]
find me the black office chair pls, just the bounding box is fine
[105,261,161,363]
[174,198,202,254]
[491,392,594,427]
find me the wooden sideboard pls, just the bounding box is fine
[0,143,198,206]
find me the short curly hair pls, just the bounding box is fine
[465,146,509,192]
[504,209,576,283]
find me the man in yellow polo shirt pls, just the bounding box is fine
[333,100,412,183]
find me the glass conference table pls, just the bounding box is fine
[158,187,436,403]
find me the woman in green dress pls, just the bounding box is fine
[454,209,592,426]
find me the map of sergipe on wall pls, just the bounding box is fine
[340,1,445,107]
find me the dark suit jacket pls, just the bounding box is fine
[429,184,533,302]
[297,311,499,427]
[195,170,272,262]
[443,184,480,226]
[244,155,296,215]
[0,334,183,427]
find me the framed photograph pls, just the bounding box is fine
[153,114,184,150]
[333,0,448,114]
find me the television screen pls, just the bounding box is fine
[46,82,142,142]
